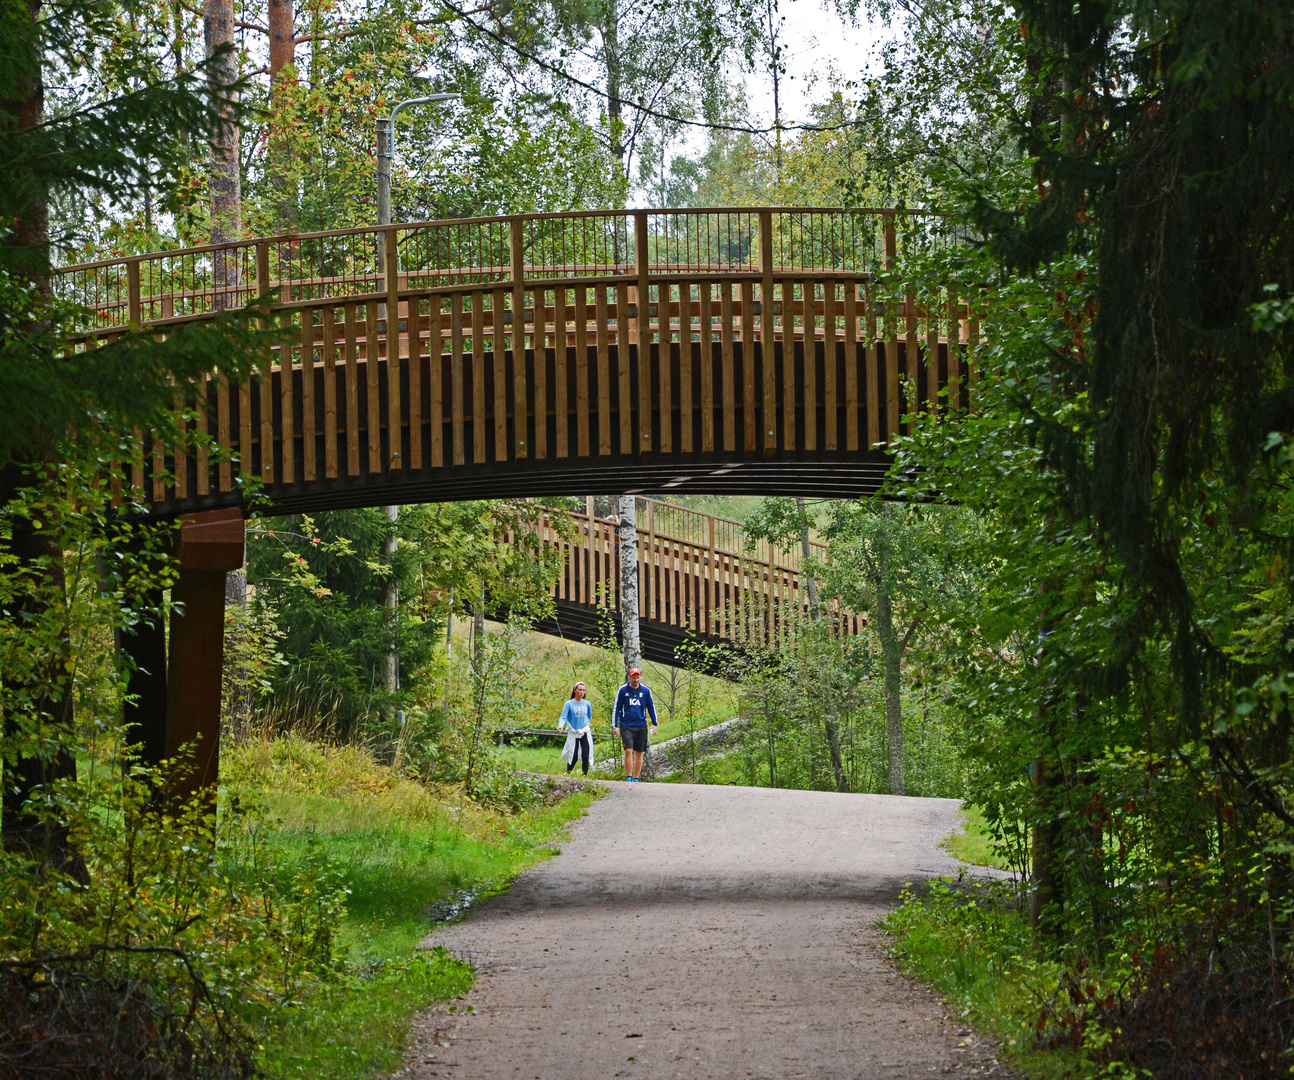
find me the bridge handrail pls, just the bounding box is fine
[54,206,967,335]
[54,206,945,274]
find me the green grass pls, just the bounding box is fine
[943,803,1016,871]
[224,736,600,1079]
[659,748,747,784]
[880,881,1081,1079]
[456,621,739,742]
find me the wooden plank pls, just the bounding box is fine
[260,349,275,486]
[740,279,756,453]
[428,295,443,469]
[574,286,590,457]
[947,286,961,412]
[257,242,274,486]
[555,287,569,458]
[706,514,715,636]
[905,290,919,425]
[679,284,693,454]
[699,284,714,454]
[218,375,232,492]
[886,292,900,444]
[345,303,361,476]
[322,305,338,479]
[366,299,382,473]
[450,293,465,466]
[173,392,186,500]
[471,290,486,464]
[595,284,611,455]
[239,382,252,487]
[635,211,652,455]
[535,289,548,460]
[782,279,796,451]
[493,288,508,463]
[616,282,632,456]
[864,285,880,451]
[280,327,296,486]
[195,374,209,497]
[646,500,655,622]
[759,208,777,455]
[720,281,735,452]
[803,280,817,451]
[658,283,672,454]
[844,280,859,452]
[510,218,528,460]
[301,308,316,482]
[385,229,403,473]
[926,294,940,420]
[408,296,423,470]
[824,281,838,451]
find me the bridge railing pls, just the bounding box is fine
[55,207,966,335]
[529,496,860,650]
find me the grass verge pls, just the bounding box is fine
[942,803,1015,871]
[879,880,1081,1079]
[223,736,599,1079]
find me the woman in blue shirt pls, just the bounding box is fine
[558,681,594,775]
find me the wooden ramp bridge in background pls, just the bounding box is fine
[529,496,862,670]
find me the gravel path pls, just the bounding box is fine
[399,782,1017,1079]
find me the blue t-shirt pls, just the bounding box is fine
[559,699,592,731]
[614,683,657,727]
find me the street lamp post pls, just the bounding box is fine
[376,91,458,707]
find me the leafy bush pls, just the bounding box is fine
[0,762,348,1078]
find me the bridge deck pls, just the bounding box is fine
[59,207,978,514]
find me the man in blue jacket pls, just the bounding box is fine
[612,667,657,782]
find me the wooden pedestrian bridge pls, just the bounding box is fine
[64,206,970,795]
[59,205,977,514]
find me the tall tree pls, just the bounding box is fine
[204,0,240,256]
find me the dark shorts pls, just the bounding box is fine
[619,726,649,752]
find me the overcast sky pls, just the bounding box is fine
[742,1,880,129]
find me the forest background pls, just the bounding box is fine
[3,0,1293,1077]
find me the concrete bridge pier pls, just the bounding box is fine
[121,508,245,808]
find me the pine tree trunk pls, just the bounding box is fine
[0,4,79,870]
[618,496,640,676]
[204,0,240,296]
[267,0,296,230]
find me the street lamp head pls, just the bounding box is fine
[376,91,460,227]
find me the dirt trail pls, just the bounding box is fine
[400,783,1016,1079]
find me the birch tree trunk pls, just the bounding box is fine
[876,584,905,796]
[798,498,844,789]
[618,495,640,677]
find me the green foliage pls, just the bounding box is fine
[245,501,570,741]
[0,761,348,1074]
[880,881,1077,1079]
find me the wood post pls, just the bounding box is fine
[759,209,777,455]
[634,211,652,455]
[510,217,528,459]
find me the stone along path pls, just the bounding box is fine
[400,783,1016,1080]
